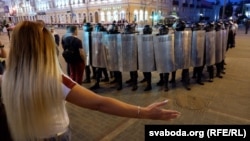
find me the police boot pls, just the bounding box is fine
[221,60,226,74]
[216,63,223,78]
[131,71,138,91]
[157,73,164,86]
[192,67,198,79]
[131,80,138,91]
[100,68,109,82]
[196,66,204,85]
[83,66,91,83]
[116,71,123,91]
[207,66,214,82]
[164,73,169,91]
[90,68,102,90]
[144,72,152,91]
[183,69,191,91]
[91,67,97,79]
[169,71,176,87]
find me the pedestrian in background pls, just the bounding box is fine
[245,19,249,34]
[62,25,86,84]
[50,27,60,56]
[61,26,72,76]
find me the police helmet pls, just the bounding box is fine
[175,20,186,31]
[143,25,152,34]
[94,23,103,32]
[83,22,93,32]
[124,24,134,34]
[158,25,169,35]
[108,23,119,34]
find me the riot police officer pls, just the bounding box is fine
[170,20,191,90]
[169,20,186,86]
[155,25,171,91]
[215,21,223,79]
[123,24,139,91]
[107,23,123,90]
[204,21,216,82]
[90,23,110,90]
[191,22,205,85]
[82,23,96,83]
[138,25,155,91]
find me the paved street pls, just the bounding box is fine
[1,26,249,141]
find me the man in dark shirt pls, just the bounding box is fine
[61,25,86,84]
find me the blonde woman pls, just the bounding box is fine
[1,21,180,141]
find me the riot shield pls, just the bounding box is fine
[103,34,121,71]
[82,31,91,66]
[137,34,156,72]
[91,32,106,68]
[174,31,192,69]
[222,29,228,59]
[118,34,138,72]
[215,30,223,63]
[205,31,216,66]
[191,30,205,67]
[154,34,175,73]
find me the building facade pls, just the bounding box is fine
[1,0,173,26]
[170,0,221,22]
[3,0,247,26]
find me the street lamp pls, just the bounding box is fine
[222,0,227,19]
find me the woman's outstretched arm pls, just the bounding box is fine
[66,84,180,121]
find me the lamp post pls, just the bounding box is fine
[69,0,73,23]
[86,0,89,22]
[222,0,227,19]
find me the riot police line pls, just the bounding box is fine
[81,21,230,91]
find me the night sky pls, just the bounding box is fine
[207,0,241,4]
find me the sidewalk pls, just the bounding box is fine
[66,28,250,141]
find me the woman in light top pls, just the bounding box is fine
[1,21,180,141]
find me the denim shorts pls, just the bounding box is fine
[43,128,71,141]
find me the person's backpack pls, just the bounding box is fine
[62,37,79,64]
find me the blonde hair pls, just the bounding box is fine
[2,21,65,140]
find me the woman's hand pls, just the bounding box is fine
[142,100,181,121]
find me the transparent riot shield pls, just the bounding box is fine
[154,34,175,73]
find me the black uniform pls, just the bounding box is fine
[170,20,191,90]
[107,24,123,90]
[204,22,215,82]
[156,25,170,91]
[191,22,205,85]
[141,25,153,91]
[82,23,96,83]
[123,24,138,91]
[90,23,110,90]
